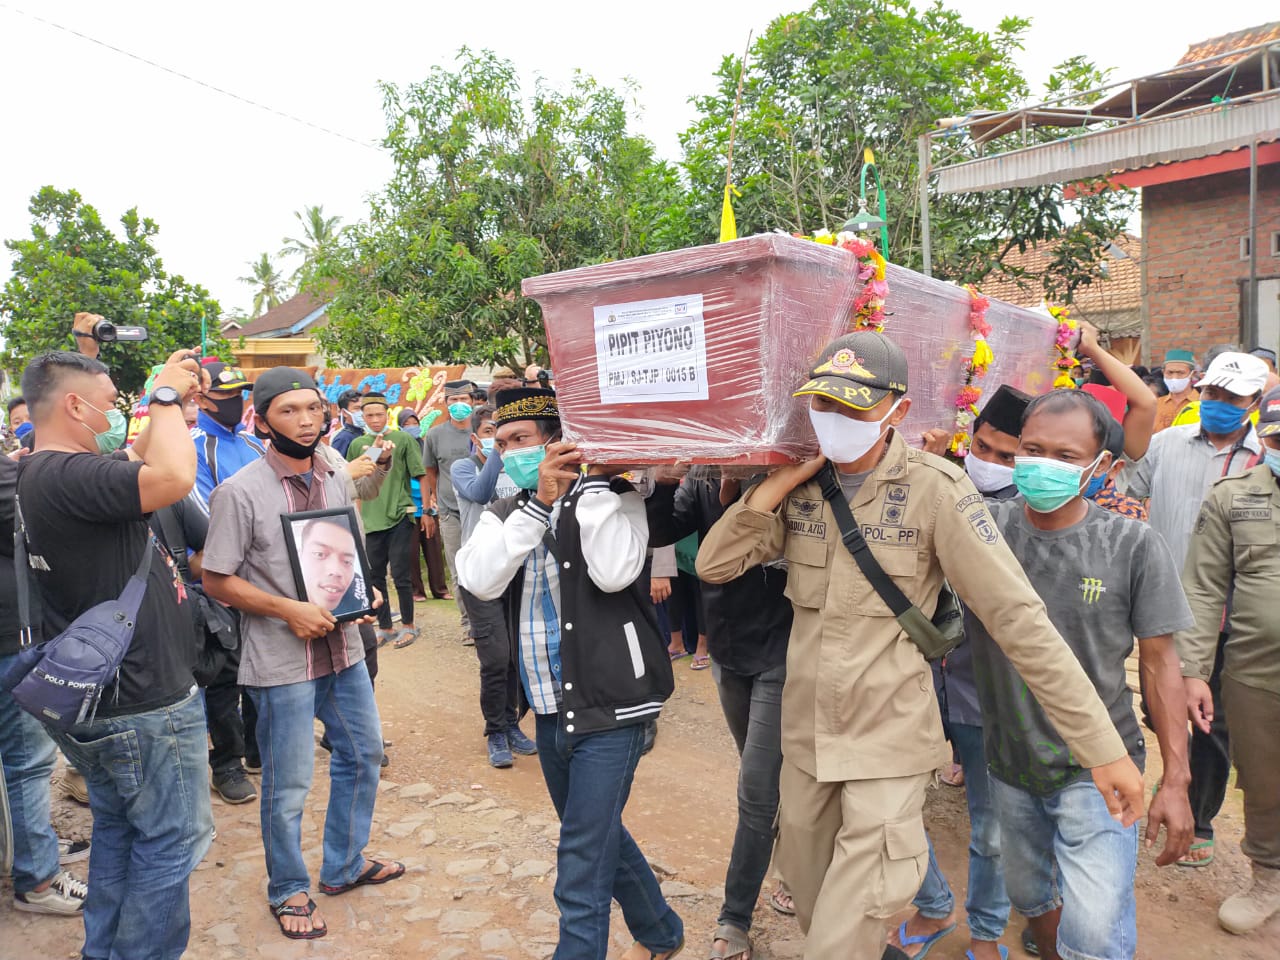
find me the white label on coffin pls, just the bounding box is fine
[593,294,709,403]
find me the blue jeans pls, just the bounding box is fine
[535,713,683,960]
[247,660,383,907]
[52,689,213,960]
[913,722,1011,941]
[0,652,60,894]
[990,777,1138,960]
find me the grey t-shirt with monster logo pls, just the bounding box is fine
[969,498,1194,796]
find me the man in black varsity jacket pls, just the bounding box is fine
[455,388,683,960]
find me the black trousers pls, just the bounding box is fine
[206,650,245,776]
[461,585,519,736]
[1189,633,1231,841]
[365,516,415,630]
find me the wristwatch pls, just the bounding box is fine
[149,385,182,407]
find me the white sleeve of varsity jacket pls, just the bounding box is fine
[455,502,549,601]
[577,477,648,593]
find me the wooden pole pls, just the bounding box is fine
[724,31,753,193]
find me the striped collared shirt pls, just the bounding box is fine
[516,496,564,714]
[1119,423,1262,570]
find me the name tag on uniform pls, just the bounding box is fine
[785,497,827,539]
[1230,493,1272,523]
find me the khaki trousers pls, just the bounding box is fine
[1222,675,1280,869]
[776,759,931,959]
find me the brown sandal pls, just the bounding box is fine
[318,859,405,895]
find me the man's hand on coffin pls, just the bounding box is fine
[537,441,584,505]
[744,456,828,514]
[920,428,951,457]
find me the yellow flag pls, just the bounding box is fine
[719,183,740,243]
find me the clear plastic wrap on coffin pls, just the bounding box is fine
[521,234,1069,465]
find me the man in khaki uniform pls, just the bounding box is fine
[696,331,1145,959]
[1178,385,1280,936]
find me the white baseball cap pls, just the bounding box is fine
[1200,352,1270,396]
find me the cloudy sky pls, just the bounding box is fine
[1,0,1274,316]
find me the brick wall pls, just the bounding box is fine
[1143,164,1280,363]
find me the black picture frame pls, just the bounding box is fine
[280,507,375,623]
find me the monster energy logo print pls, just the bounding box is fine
[1078,577,1107,604]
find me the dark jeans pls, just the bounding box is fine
[535,713,683,959]
[53,690,213,960]
[365,516,415,630]
[463,585,518,736]
[0,652,60,894]
[205,652,245,777]
[1189,634,1231,841]
[711,660,785,933]
[360,622,379,685]
[410,521,449,598]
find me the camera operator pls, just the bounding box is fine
[17,340,213,960]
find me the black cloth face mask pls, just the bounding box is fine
[207,394,245,430]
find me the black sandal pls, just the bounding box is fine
[272,897,327,940]
[318,859,405,896]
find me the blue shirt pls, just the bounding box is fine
[330,423,364,458]
[191,410,265,509]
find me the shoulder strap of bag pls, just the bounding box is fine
[154,504,193,583]
[815,462,912,618]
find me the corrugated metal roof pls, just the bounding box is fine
[1179,22,1280,66]
[934,94,1280,194]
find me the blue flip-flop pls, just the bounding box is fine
[899,921,957,959]
[965,946,1009,960]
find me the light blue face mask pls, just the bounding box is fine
[502,444,545,490]
[1013,451,1105,514]
[449,401,474,422]
[80,399,128,454]
[351,411,366,430]
[479,437,496,455]
[402,425,421,439]
[1264,447,1280,478]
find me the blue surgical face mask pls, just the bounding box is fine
[1199,398,1249,435]
[449,401,474,422]
[1084,472,1107,499]
[1264,447,1280,477]
[350,410,365,430]
[402,425,421,438]
[502,444,545,489]
[479,437,496,455]
[79,398,128,454]
[14,420,33,439]
[1013,451,1106,514]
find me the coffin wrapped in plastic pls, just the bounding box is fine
[522,234,1065,464]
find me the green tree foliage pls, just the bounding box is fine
[311,49,687,369]
[679,0,1133,296]
[0,186,225,397]
[280,205,343,281]
[239,252,287,317]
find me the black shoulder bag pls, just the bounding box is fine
[152,506,239,688]
[815,463,962,661]
[0,498,152,729]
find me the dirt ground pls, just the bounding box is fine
[4,597,1279,959]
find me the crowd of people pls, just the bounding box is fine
[0,309,1278,960]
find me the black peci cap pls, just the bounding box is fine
[493,388,559,427]
[974,384,1033,438]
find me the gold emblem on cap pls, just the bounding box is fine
[496,395,559,421]
[814,348,873,380]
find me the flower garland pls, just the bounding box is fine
[1049,305,1080,389]
[949,286,994,457]
[809,230,889,330]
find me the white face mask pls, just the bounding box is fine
[964,451,1015,494]
[1164,377,1191,394]
[808,399,901,464]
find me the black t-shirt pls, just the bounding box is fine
[0,456,19,656]
[17,451,197,717]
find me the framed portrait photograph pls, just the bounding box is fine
[281,507,375,623]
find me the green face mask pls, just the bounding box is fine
[80,399,128,454]
[502,444,546,490]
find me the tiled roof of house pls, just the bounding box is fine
[235,291,329,338]
[1178,22,1280,66]
[979,233,1143,335]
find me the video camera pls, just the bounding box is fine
[86,319,149,343]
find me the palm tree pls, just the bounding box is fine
[280,205,343,278]
[239,253,286,317]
